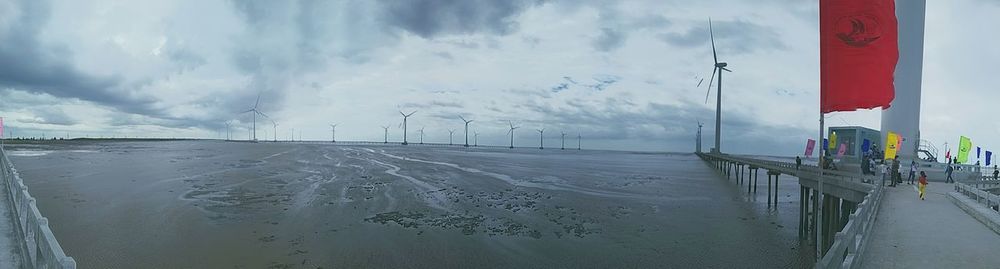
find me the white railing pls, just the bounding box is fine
[954,183,1000,213]
[0,146,77,268]
[815,177,884,269]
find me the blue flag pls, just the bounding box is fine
[861,139,871,153]
[977,147,982,160]
[987,151,993,166]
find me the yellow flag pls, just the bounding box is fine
[829,131,837,150]
[884,132,899,160]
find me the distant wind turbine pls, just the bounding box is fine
[291,128,294,142]
[240,93,268,141]
[577,134,582,150]
[448,129,455,145]
[459,116,473,147]
[329,123,338,143]
[703,18,730,153]
[696,121,704,153]
[224,121,232,140]
[399,111,416,145]
[474,131,479,147]
[271,121,278,142]
[561,132,566,150]
[507,121,519,149]
[382,125,390,144]
[419,127,425,144]
[537,128,545,149]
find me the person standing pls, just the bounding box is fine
[946,163,955,183]
[889,157,902,187]
[908,160,917,185]
[993,165,998,181]
[879,160,888,187]
[796,156,802,170]
[918,171,929,200]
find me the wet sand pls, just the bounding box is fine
[6,141,813,268]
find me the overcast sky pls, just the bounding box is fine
[0,0,998,156]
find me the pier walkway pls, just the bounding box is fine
[699,152,1000,269]
[0,176,23,268]
[860,183,1000,269]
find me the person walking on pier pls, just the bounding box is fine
[918,171,928,200]
[796,156,802,170]
[993,165,999,181]
[890,157,900,187]
[907,160,917,185]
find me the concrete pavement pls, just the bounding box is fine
[0,184,24,268]
[861,182,1000,268]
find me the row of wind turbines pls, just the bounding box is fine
[225,102,583,150]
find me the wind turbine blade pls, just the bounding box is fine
[709,18,718,65]
[241,109,254,113]
[256,111,269,118]
[705,67,717,104]
[696,78,704,87]
[254,94,261,109]
[400,111,405,116]
[459,115,466,122]
[721,67,732,72]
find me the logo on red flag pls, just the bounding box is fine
[836,14,883,47]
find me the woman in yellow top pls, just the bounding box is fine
[918,171,929,200]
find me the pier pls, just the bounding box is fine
[699,152,1000,268]
[0,146,76,268]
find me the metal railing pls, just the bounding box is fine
[954,182,1000,213]
[700,153,873,184]
[0,146,76,268]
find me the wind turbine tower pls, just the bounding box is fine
[399,111,416,145]
[271,121,279,142]
[474,131,479,147]
[561,132,566,150]
[329,124,338,143]
[382,126,390,144]
[448,129,455,145]
[224,121,232,141]
[240,94,269,141]
[577,134,582,150]
[507,121,519,149]
[696,121,704,153]
[459,116,474,147]
[703,18,731,153]
[419,127,425,144]
[537,129,545,150]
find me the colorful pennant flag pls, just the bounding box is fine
[861,139,871,153]
[987,151,993,166]
[805,139,816,157]
[958,136,972,164]
[829,132,838,151]
[977,147,982,160]
[837,143,847,157]
[884,132,899,160]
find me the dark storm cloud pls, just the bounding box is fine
[0,0,158,114]
[376,0,541,38]
[658,19,786,54]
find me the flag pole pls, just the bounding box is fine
[817,113,824,258]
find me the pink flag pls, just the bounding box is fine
[805,139,816,157]
[837,143,847,157]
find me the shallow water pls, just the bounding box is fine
[7,141,814,268]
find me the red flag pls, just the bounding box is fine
[820,0,899,113]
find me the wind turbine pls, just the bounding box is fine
[507,121,519,149]
[448,129,455,145]
[459,115,474,147]
[696,121,704,153]
[291,128,295,142]
[271,121,278,142]
[536,129,545,149]
[577,134,582,150]
[419,127,425,144]
[329,124,337,143]
[224,121,232,141]
[240,94,268,141]
[474,131,479,147]
[703,18,731,153]
[399,111,416,145]
[561,132,566,150]
[382,125,390,144]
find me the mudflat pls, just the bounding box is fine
[6,140,812,268]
